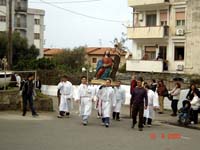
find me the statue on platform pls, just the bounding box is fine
[93,33,130,82]
[95,50,113,80]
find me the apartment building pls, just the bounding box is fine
[27,8,45,58]
[126,0,200,74]
[0,0,45,58]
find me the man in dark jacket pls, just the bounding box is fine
[131,77,148,131]
[21,73,38,117]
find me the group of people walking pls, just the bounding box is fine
[57,75,126,128]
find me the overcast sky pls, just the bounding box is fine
[29,0,132,49]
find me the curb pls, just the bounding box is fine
[160,121,200,130]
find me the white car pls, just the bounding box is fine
[0,71,12,88]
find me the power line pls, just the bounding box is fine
[39,0,126,23]
[30,0,103,4]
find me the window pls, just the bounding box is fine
[34,19,40,25]
[0,16,6,22]
[160,10,167,26]
[92,58,97,63]
[34,33,40,39]
[146,14,156,26]
[159,46,167,60]
[144,46,156,60]
[176,11,185,26]
[0,0,6,6]
[174,46,184,60]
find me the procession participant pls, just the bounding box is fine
[57,75,73,118]
[97,79,116,127]
[131,77,148,131]
[95,84,104,119]
[113,80,125,121]
[21,73,38,117]
[143,85,159,127]
[76,76,94,126]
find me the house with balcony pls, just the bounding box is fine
[126,0,200,74]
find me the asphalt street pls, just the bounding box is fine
[0,97,199,150]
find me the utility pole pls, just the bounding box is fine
[7,0,13,69]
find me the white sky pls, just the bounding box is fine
[29,0,133,49]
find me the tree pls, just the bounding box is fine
[0,32,7,58]
[53,46,86,73]
[0,31,39,70]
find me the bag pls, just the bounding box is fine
[168,94,173,101]
[163,88,169,97]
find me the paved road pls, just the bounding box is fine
[0,97,199,150]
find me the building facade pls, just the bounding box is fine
[0,0,45,58]
[126,0,200,74]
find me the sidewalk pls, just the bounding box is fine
[120,106,200,130]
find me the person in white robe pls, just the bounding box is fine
[143,84,159,127]
[76,76,95,126]
[57,75,73,118]
[97,79,116,127]
[113,80,125,121]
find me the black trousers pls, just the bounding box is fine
[132,104,144,128]
[190,109,198,124]
[171,100,178,115]
[22,94,36,115]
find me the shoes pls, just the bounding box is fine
[22,113,26,116]
[191,121,194,124]
[171,114,177,117]
[57,115,63,118]
[116,118,121,121]
[105,123,109,128]
[158,112,163,114]
[131,124,135,129]
[138,128,143,131]
[82,120,88,126]
[32,113,39,117]
[147,124,151,127]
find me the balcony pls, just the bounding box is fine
[128,0,170,8]
[126,59,164,72]
[15,6,27,12]
[15,22,27,30]
[127,26,169,39]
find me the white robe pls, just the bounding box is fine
[113,86,125,112]
[76,84,94,116]
[57,81,73,112]
[144,90,159,119]
[97,86,116,118]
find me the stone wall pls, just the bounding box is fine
[0,90,53,111]
[0,90,21,110]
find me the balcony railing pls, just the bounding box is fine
[126,59,165,72]
[128,0,170,7]
[127,26,169,39]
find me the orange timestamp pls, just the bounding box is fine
[149,133,181,140]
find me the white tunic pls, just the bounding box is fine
[76,84,94,116]
[144,90,159,119]
[57,81,73,112]
[97,86,116,118]
[190,96,200,110]
[113,86,125,112]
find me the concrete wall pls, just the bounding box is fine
[41,84,189,110]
